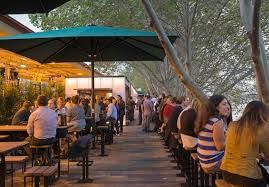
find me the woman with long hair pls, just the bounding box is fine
[178,98,200,149]
[221,101,269,187]
[196,95,231,171]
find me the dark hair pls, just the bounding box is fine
[37,95,48,106]
[23,101,31,109]
[171,97,177,104]
[195,95,227,134]
[235,101,269,146]
[177,96,186,104]
[65,97,71,102]
[130,96,133,100]
[109,96,114,103]
[226,101,233,125]
[71,95,79,104]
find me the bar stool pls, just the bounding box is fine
[182,147,196,186]
[200,167,222,187]
[30,145,53,166]
[190,153,199,187]
[97,126,109,156]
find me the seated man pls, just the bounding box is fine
[12,101,31,125]
[26,95,57,146]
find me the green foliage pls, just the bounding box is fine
[29,0,147,30]
[21,82,39,104]
[28,0,267,111]
[0,85,21,123]
[0,78,65,124]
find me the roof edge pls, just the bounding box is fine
[0,15,33,33]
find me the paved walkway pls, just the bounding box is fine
[11,123,185,187]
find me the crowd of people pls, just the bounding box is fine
[10,92,269,186]
[136,93,269,187]
[11,94,136,159]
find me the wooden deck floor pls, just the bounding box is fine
[9,123,185,187]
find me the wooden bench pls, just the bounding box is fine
[6,156,29,187]
[24,165,58,187]
[215,179,239,187]
[6,155,29,171]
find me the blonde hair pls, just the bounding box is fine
[235,101,269,146]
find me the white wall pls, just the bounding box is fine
[65,77,128,101]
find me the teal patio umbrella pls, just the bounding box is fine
[0,0,70,14]
[0,25,177,110]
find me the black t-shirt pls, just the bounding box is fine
[167,105,183,133]
[180,108,197,137]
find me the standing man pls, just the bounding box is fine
[142,95,153,132]
[136,95,143,126]
[128,96,136,121]
[117,95,125,133]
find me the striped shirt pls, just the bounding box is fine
[197,116,224,168]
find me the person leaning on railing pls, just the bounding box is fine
[221,101,269,187]
[196,95,231,172]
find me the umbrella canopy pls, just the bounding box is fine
[0,25,178,112]
[0,25,177,62]
[0,0,70,14]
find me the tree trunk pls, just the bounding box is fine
[240,0,269,104]
[142,0,208,104]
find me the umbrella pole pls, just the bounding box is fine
[91,57,97,149]
[91,58,95,113]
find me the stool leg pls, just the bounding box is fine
[186,153,191,187]
[67,136,70,174]
[11,163,14,187]
[44,177,49,187]
[58,139,61,177]
[200,166,205,187]
[34,176,40,187]
[194,161,198,187]
[190,156,194,186]
[32,150,34,167]
[204,173,209,187]
[85,151,89,179]
[24,177,26,187]
[212,174,216,187]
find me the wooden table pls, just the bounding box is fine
[0,125,27,132]
[0,141,28,187]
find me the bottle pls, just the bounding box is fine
[61,107,67,126]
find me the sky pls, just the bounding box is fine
[9,14,41,32]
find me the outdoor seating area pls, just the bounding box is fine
[0,0,269,187]
[0,96,125,186]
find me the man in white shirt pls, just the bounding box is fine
[26,95,57,146]
[105,97,119,135]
